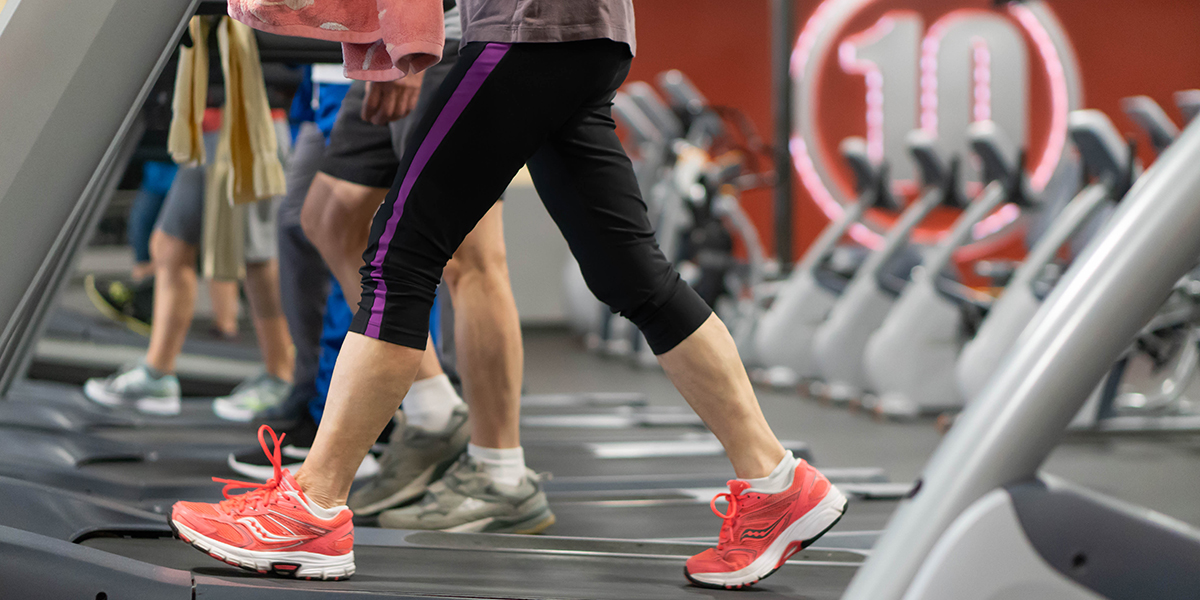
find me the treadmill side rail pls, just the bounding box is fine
[903,487,1103,600]
[1008,478,1200,600]
[0,0,198,394]
[0,524,192,599]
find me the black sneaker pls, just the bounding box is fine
[85,274,154,336]
[226,415,382,481]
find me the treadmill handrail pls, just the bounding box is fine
[612,92,665,150]
[922,181,1008,278]
[1176,90,1200,125]
[1121,95,1180,154]
[797,198,870,274]
[1013,183,1112,297]
[866,187,943,293]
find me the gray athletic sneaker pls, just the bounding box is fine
[83,363,182,416]
[377,454,556,534]
[212,372,293,422]
[349,404,470,516]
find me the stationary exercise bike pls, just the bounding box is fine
[957,109,1136,406]
[751,138,902,384]
[808,131,967,402]
[1069,94,1200,433]
[565,71,775,369]
[863,122,1044,417]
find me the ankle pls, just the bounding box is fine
[467,443,526,490]
[294,469,345,510]
[401,374,463,431]
[267,365,293,383]
[742,450,797,494]
[142,360,172,377]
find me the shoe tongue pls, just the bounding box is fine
[728,480,751,496]
[277,469,301,493]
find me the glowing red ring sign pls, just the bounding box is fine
[791,0,1082,252]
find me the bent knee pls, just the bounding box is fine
[301,174,383,245]
[149,230,195,269]
[444,244,508,288]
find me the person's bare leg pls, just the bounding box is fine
[657,314,787,480]
[300,173,386,311]
[207,279,241,337]
[301,172,445,379]
[295,312,783,507]
[295,203,520,507]
[243,259,295,382]
[295,333,424,508]
[442,202,522,449]
[144,231,198,374]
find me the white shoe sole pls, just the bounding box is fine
[228,453,380,482]
[212,398,254,422]
[438,510,557,535]
[84,380,180,415]
[136,396,181,416]
[171,519,354,580]
[686,484,848,589]
[83,380,124,408]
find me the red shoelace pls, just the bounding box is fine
[212,424,287,513]
[710,480,751,550]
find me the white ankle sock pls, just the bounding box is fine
[401,374,463,432]
[743,451,797,494]
[467,443,526,491]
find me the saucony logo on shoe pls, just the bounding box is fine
[236,516,310,546]
[741,511,789,541]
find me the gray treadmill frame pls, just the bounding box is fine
[843,107,1200,599]
[0,0,200,396]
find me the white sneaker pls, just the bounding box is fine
[212,372,293,422]
[83,363,182,416]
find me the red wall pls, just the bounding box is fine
[627,0,1200,261]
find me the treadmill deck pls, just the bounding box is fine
[83,531,862,600]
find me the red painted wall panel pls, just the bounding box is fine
[626,0,1200,261]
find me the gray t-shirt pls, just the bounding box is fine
[444,5,463,42]
[459,0,635,55]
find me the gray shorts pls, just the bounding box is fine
[155,132,281,264]
[319,39,461,189]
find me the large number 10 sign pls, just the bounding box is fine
[792,0,1082,251]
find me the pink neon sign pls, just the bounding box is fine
[790,0,1077,251]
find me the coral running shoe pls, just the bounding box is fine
[685,460,847,589]
[170,425,356,580]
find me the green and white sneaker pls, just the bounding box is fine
[349,404,470,515]
[211,372,293,422]
[377,454,556,534]
[83,363,182,416]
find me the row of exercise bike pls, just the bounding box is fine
[565,70,1200,434]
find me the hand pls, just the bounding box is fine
[361,71,424,125]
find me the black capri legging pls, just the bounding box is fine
[350,39,712,355]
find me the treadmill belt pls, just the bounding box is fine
[541,496,896,541]
[84,535,859,599]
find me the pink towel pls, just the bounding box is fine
[227,0,444,81]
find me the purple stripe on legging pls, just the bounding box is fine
[363,43,511,339]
